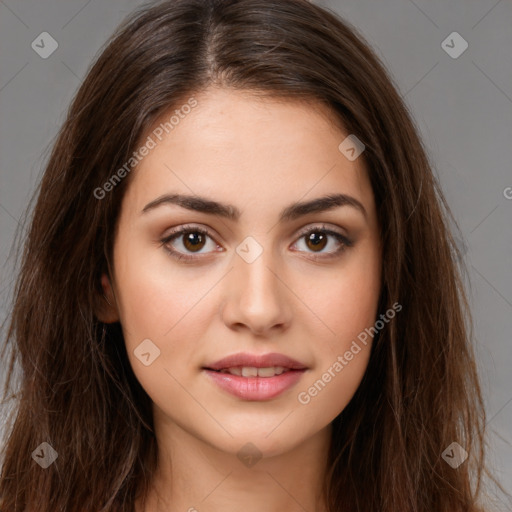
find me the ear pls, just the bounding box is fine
[95,272,120,323]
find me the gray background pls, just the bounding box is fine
[0,0,511,501]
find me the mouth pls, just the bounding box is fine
[202,352,308,400]
[207,366,296,377]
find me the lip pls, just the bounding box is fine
[202,352,308,401]
[204,369,306,400]
[204,352,308,371]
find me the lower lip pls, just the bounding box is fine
[203,369,306,400]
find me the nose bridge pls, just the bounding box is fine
[222,235,291,333]
[234,236,281,302]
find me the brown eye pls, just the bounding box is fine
[291,226,353,260]
[160,225,221,263]
[304,232,328,252]
[182,231,207,252]
[160,224,352,264]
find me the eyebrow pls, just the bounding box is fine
[141,192,367,222]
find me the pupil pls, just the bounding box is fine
[184,232,204,252]
[307,232,326,251]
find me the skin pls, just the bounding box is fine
[99,87,382,512]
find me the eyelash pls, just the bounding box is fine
[159,224,353,263]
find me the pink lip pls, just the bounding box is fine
[202,352,308,401]
[204,352,307,371]
[203,369,306,400]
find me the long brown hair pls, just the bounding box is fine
[0,0,507,510]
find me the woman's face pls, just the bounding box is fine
[106,87,381,458]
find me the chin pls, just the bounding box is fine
[197,420,319,460]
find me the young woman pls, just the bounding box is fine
[0,0,507,510]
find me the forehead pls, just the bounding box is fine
[123,87,374,219]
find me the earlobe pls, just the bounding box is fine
[95,272,120,323]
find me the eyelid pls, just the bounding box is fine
[160,223,353,262]
[159,224,222,263]
[293,223,349,241]
[289,224,353,260]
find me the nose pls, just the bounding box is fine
[220,245,292,336]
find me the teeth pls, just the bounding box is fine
[241,366,258,377]
[257,366,284,377]
[218,366,287,377]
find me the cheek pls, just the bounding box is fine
[112,234,218,341]
[112,242,220,396]
[304,251,381,347]
[295,276,378,422]
[294,249,380,416]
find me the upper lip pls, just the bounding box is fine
[204,352,308,371]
